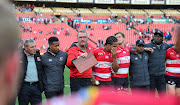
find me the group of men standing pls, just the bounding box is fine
[18,28,180,105]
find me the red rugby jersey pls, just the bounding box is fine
[111,46,131,78]
[165,47,180,77]
[93,47,113,81]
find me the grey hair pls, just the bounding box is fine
[24,39,35,47]
[77,30,89,38]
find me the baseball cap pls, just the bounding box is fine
[136,39,145,46]
[154,30,163,36]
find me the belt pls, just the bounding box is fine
[79,78,91,81]
[24,81,39,85]
[71,77,91,81]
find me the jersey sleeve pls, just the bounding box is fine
[165,48,171,61]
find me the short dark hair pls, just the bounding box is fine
[105,36,118,46]
[48,37,59,45]
[114,32,125,38]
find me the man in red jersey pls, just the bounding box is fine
[165,27,180,98]
[112,32,153,91]
[66,30,94,93]
[91,36,119,86]
[112,32,131,90]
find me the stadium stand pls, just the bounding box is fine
[161,9,180,16]
[72,8,93,14]
[20,23,77,53]
[65,14,110,21]
[34,7,53,13]
[127,9,146,15]
[90,8,111,14]
[53,7,74,14]
[144,9,164,15]
[109,9,129,15]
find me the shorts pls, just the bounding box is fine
[165,75,180,88]
[112,77,129,91]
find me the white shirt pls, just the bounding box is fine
[24,51,38,82]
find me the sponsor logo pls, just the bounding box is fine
[59,57,63,61]
[37,57,41,61]
[97,62,111,68]
[98,53,104,55]
[135,57,138,60]
[170,52,174,55]
[105,56,109,59]
[123,51,126,54]
[49,59,52,62]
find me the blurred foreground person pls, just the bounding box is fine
[0,0,21,105]
[40,87,179,105]
[165,27,180,98]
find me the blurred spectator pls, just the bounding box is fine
[38,9,41,14]
[77,10,81,17]
[67,18,71,25]
[57,29,60,35]
[65,29,69,36]
[52,18,55,23]
[53,28,57,35]
[97,39,101,47]
[29,27,32,33]
[27,25,29,31]
[76,21,80,29]
[39,30,43,34]
[172,27,174,32]
[125,14,127,19]
[86,24,88,30]
[61,17,65,23]
[118,19,122,24]
[24,28,27,32]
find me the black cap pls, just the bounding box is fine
[136,39,145,46]
[154,30,163,37]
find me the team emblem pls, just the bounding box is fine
[135,57,138,60]
[49,59,52,62]
[105,56,109,59]
[60,57,63,61]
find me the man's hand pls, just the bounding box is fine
[78,52,88,58]
[144,47,154,54]
[91,76,100,86]
[111,47,117,59]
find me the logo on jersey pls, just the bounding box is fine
[49,59,52,62]
[105,56,109,59]
[153,47,156,49]
[135,57,138,60]
[117,50,121,53]
[176,54,179,57]
[170,52,174,55]
[98,53,104,55]
[59,57,63,61]
[123,51,126,54]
